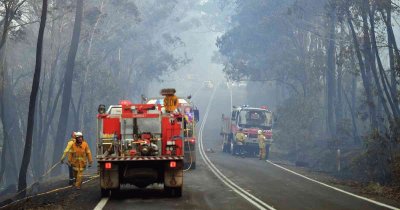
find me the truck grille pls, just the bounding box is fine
[248,134,258,138]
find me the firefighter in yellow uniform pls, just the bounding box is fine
[258,130,266,160]
[235,129,246,157]
[60,132,76,185]
[68,132,93,189]
[164,94,178,113]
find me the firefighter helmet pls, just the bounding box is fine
[75,132,83,137]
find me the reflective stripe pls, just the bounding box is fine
[73,167,86,171]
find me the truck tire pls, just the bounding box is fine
[165,186,182,197]
[222,143,228,153]
[230,142,236,156]
[174,187,183,197]
[110,189,120,197]
[227,134,234,154]
[101,188,110,197]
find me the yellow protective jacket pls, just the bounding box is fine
[61,138,75,162]
[68,141,93,171]
[235,132,246,144]
[258,134,266,149]
[164,95,178,112]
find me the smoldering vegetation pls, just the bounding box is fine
[216,0,400,189]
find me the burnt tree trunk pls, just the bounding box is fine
[385,7,398,114]
[347,13,377,130]
[360,0,378,130]
[0,2,22,187]
[326,1,337,138]
[368,5,393,123]
[381,10,400,110]
[18,0,48,196]
[52,0,84,168]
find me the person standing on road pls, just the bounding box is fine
[257,130,266,160]
[265,137,273,160]
[60,131,76,185]
[68,132,93,189]
[235,129,246,157]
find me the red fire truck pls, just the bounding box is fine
[221,105,273,156]
[96,100,185,197]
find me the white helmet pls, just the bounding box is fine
[75,132,83,137]
[258,130,263,135]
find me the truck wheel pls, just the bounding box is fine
[230,143,236,156]
[226,134,233,153]
[166,186,182,197]
[110,189,120,196]
[101,188,110,197]
[174,187,183,197]
[222,143,228,153]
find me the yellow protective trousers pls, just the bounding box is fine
[259,148,266,160]
[73,168,84,187]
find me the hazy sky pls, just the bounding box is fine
[147,1,225,97]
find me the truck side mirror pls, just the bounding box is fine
[194,109,200,122]
[98,104,106,114]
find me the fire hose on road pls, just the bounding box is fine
[0,162,99,209]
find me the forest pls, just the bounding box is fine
[217,0,400,188]
[0,0,196,196]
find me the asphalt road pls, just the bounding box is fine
[95,86,400,210]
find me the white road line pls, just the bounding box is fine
[198,86,276,210]
[93,197,109,210]
[267,161,400,210]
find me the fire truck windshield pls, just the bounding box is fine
[238,109,272,129]
[136,118,161,134]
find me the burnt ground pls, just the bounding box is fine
[0,167,99,210]
[0,176,99,210]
